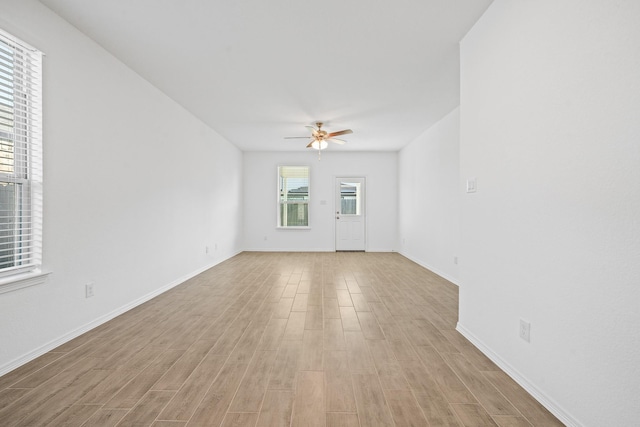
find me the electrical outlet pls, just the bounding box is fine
[519,319,531,343]
[205,246,209,254]
[85,282,95,298]
[214,243,218,250]
[454,256,458,265]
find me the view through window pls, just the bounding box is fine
[278,166,309,227]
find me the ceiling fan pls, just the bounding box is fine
[285,122,353,151]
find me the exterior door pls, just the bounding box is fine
[335,177,365,251]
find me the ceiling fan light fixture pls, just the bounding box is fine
[311,139,328,150]
[286,122,352,157]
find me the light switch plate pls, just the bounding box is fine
[466,178,477,193]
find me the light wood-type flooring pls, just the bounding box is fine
[0,252,564,426]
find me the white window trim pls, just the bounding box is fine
[0,269,50,294]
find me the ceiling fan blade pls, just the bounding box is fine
[328,138,346,145]
[327,129,353,138]
[306,141,315,148]
[284,136,312,139]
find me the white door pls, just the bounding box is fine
[335,177,365,251]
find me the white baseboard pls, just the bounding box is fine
[398,251,460,286]
[0,251,241,377]
[242,248,336,252]
[456,323,580,427]
[242,248,398,253]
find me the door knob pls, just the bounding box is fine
[336,216,340,219]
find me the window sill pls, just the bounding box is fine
[276,226,311,230]
[0,270,51,295]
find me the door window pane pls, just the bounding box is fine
[340,182,361,215]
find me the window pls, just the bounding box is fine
[278,166,309,227]
[340,181,362,215]
[0,29,44,290]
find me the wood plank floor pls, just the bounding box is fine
[0,252,564,426]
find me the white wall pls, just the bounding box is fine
[0,0,243,373]
[398,107,460,283]
[458,1,640,426]
[244,151,397,252]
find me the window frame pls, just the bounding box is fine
[0,28,48,293]
[277,165,310,229]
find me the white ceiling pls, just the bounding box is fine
[38,0,493,152]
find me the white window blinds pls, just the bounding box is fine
[0,29,43,277]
